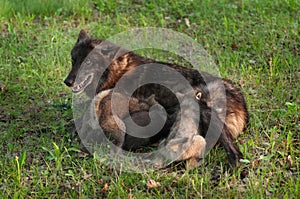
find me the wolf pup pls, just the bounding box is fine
[80,89,161,150]
[65,30,249,167]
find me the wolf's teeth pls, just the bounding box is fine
[72,74,93,93]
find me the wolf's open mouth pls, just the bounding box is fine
[72,74,93,94]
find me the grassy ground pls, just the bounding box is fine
[0,0,299,198]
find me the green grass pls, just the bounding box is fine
[0,0,299,198]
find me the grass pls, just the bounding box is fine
[0,0,299,198]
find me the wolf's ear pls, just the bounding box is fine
[95,41,129,59]
[77,29,89,43]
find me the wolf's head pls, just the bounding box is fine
[64,30,101,88]
[64,30,128,97]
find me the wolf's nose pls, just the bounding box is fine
[64,79,74,87]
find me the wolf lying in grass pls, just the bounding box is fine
[64,30,249,168]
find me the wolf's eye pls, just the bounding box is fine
[84,59,91,65]
[195,92,202,100]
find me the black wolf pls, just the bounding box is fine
[64,30,249,167]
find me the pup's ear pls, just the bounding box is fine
[77,29,89,43]
[145,94,157,106]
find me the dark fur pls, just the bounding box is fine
[65,30,249,167]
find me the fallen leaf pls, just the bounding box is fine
[231,43,238,50]
[101,183,109,193]
[287,155,293,166]
[184,18,190,27]
[146,179,161,189]
[0,84,6,92]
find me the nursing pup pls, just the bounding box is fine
[80,89,160,149]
